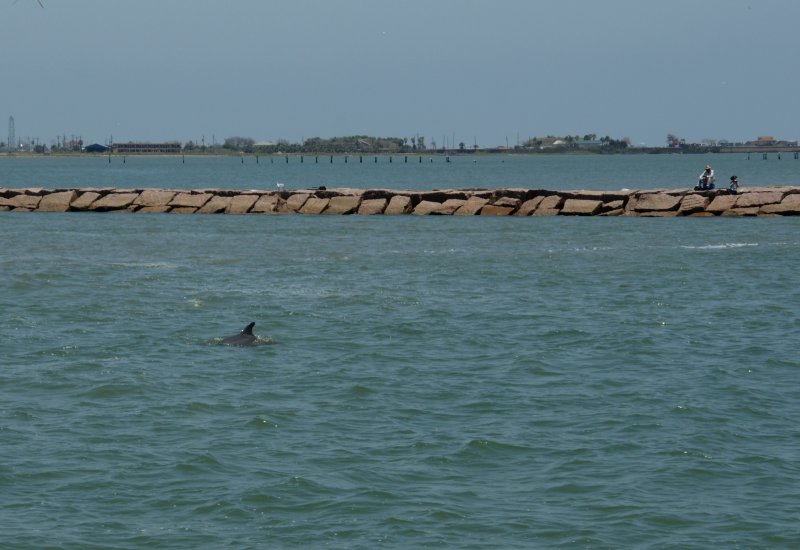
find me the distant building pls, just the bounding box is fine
[756,136,776,146]
[743,136,798,148]
[112,141,182,154]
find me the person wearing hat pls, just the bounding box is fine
[697,165,715,190]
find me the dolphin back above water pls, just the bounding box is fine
[220,322,268,346]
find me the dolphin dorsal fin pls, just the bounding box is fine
[242,322,255,335]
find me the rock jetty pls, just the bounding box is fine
[2,186,800,216]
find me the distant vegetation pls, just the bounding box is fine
[6,132,797,156]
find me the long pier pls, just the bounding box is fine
[2,186,800,216]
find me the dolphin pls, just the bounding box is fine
[221,322,262,346]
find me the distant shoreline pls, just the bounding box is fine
[3,147,799,159]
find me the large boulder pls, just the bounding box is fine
[89,192,139,211]
[277,193,311,213]
[357,198,388,215]
[735,191,784,208]
[491,197,521,210]
[227,194,259,214]
[532,194,563,216]
[251,194,282,213]
[299,197,330,214]
[169,192,212,208]
[0,193,41,209]
[135,190,176,207]
[678,194,710,215]
[454,196,489,216]
[760,193,800,215]
[38,190,77,212]
[561,199,602,216]
[412,200,447,215]
[629,193,681,213]
[384,195,412,215]
[515,196,545,216]
[325,195,360,214]
[198,195,232,213]
[70,191,101,210]
[706,194,739,213]
[480,205,514,216]
[436,199,466,215]
[602,199,624,213]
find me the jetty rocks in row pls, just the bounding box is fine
[2,186,800,216]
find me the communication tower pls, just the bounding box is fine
[8,116,15,151]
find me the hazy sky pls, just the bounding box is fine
[2,0,798,147]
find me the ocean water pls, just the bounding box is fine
[2,209,800,548]
[2,151,799,191]
[3,156,800,548]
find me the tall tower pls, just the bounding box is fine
[8,116,15,151]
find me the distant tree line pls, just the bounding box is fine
[520,134,630,153]
[208,135,428,155]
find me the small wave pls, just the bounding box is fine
[109,261,179,269]
[680,242,759,250]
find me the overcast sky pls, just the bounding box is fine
[2,0,798,147]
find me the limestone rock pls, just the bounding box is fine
[706,194,739,213]
[0,193,41,209]
[170,207,198,214]
[227,194,259,214]
[325,195,361,214]
[678,194,710,215]
[532,195,563,216]
[735,191,784,208]
[602,200,624,212]
[135,190,176,207]
[455,196,489,216]
[412,200,446,215]
[70,191,102,210]
[38,191,77,212]
[515,196,544,216]
[299,197,330,214]
[480,205,514,216]
[722,207,760,216]
[89,192,139,211]
[198,195,232,213]
[491,197,521,209]
[630,193,681,212]
[169,192,212,208]
[561,199,602,216]
[760,193,800,215]
[385,195,412,215]
[535,195,564,211]
[136,205,172,213]
[436,199,465,215]
[277,193,310,213]
[357,198,387,215]
[639,210,678,217]
[251,194,282,213]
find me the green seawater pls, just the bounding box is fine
[2,151,799,190]
[2,212,799,548]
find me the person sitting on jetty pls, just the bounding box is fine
[696,165,715,190]
[728,175,740,194]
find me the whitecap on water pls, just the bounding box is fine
[680,242,759,250]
